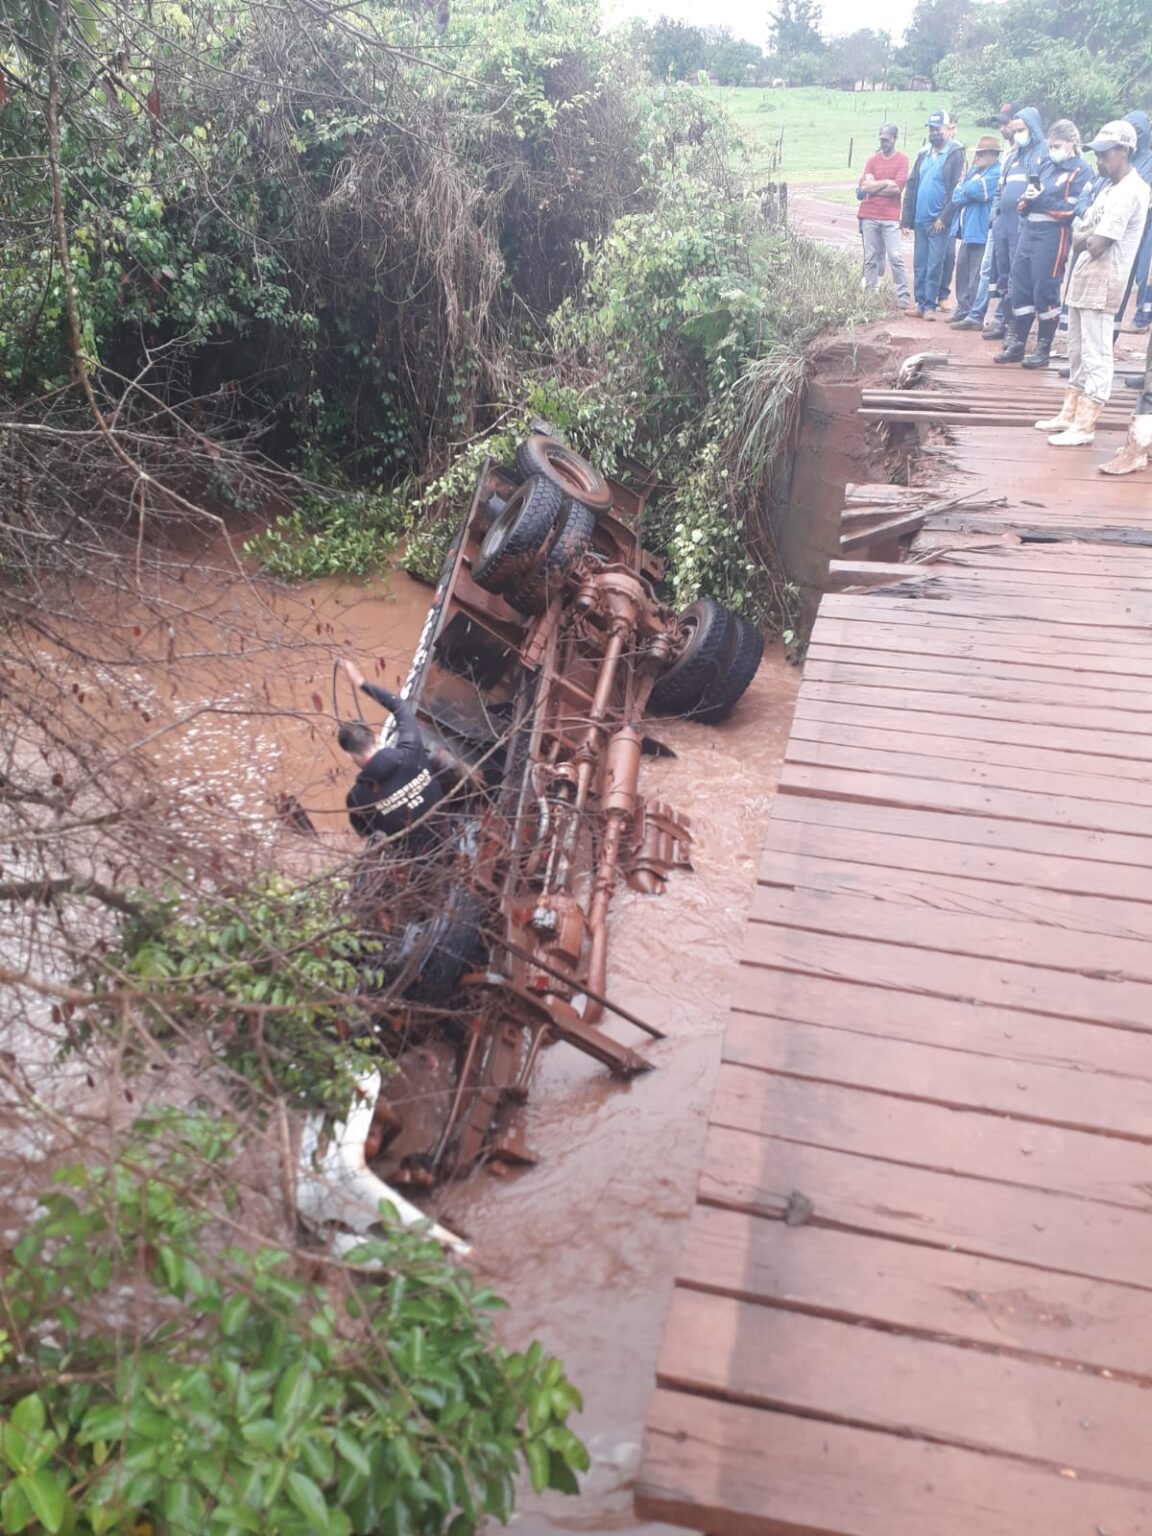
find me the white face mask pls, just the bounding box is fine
[1049,147,1069,162]
[1014,130,1031,147]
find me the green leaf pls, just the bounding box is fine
[21,1469,69,1534]
[334,1429,371,1479]
[163,1478,206,1533]
[525,1437,550,1494]
[0,1479,33,1534]
[286,1471,330,1531]
[9,1397,46,1438]
[272,1361,312,1430]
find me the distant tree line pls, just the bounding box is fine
[630,0,1148,125]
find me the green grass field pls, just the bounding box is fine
[706,87,989,203]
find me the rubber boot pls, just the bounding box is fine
[1098,415,1152,476]
[982,322,1006,341]
[993,337,1026,365]
[1021,320,1057,371]
[1049,395,1104,446]
[1035,390,1081,432]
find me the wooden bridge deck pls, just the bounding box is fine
[636,332,1152,1536]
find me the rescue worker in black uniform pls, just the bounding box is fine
[337,656,444,847]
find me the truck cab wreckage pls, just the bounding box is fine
[298,432,762,1247]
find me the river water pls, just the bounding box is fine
[12,545,799,1534]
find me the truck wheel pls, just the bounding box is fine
[514,435,613,513]
[649,598,736,716]
[509,498,596,613]
[693,616,764,724]
[398,888,487,1006]
[472,476,564,593]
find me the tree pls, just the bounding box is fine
[898,0,975,82]
[824,29,891,87]
[703,28,767,85]
[768,0,823,63]
[637,15,708,80]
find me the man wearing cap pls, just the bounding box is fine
[901,110,966,319]
[857,124,911,304]
[948,136,1001,325]
[955,107,1017,331]
[1038,121,1151,447]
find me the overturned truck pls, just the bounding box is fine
[300,433,761,1231]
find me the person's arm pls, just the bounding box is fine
[339,656,423,760]
[900,155,920,229]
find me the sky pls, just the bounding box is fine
[601,0,921,50]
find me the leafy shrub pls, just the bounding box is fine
[98,875,377,1116]
[0,1110,587,1536]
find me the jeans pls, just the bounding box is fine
[861,219,909,301]
[954,242,984,319]
[913,222,951,312]
[969,238,994,324]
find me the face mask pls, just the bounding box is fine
[1049,147,1069,162]
[1014,130,1030,147]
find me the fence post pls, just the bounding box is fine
[848,136,853,168]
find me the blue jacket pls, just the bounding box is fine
[901,139,966,228]
[1021,152,1092,224]
[991,107,1045,240]
[952,159,1000,243]
[1128,110,1152,185]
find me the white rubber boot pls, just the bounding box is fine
[1098,414,1152,476]
[1049,395,1104,446]
[1035,389,1081,432]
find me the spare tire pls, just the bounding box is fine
[394,888,487,1006]
[514,435,613,513]
[472,476,564,594]
[507,498,596,614]
[693,615,764,724]
[649,598,736,717]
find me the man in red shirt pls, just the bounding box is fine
[858,123,911,305]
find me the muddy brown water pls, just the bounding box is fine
[14,548,799,1533]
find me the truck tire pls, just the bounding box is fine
[472,476,564,593]
[397,888,487,1006]
[693,615,764,724]
[649,598,736,716]
[508,498,596,614]
[514,435,613,513]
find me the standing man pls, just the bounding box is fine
[1038,121,1151,447]
[902,111,966,320]
[985,107,1046,340]
[949,136,1001,326]
[1099,330,1152,474]
[955,107,1017,332]
[857,123,910,305]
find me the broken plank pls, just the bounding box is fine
[801,658,1152,714]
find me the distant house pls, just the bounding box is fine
[907,73,932,90]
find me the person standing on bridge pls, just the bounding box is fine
[857,123,910,306]
[948,137,1002,326]
[994,120,1091,370]
[902,110,966,320]
[1098,328,1152,475]
[984,108,1046,341]
[1039,121,1151,447]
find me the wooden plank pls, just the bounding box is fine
[788,711,1152,786]
[806,639,1152,695]
[710,1063,1152,1210]
[839,510,927,550]
[819,590,1152,627]
[757,848,1152,941]
[772,791,1152,871]
[638,1390,1152,1536]
[739,921,1152,1033]
[780,760,1152,839]
[786,736,1152,812]
[723,1014,1152,1142]
[826,561,922,591]
[760,806,1152,902]
[799,679,1152,739]
[730,965,1152,1081]
[802,658,1152,714]
[698,1123,1152,1289]
[655,1291,1152,1486]
[820,592,1152,642]
[676,1204,1152,1378]
[748,883,1152,985]
[794,695,1152,765]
